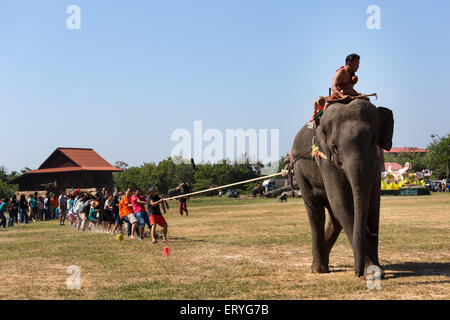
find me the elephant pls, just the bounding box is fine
[252,183,264,198]
[290,98,394,278]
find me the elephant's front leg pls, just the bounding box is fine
[364,172,384,278]
[295,160,330,273]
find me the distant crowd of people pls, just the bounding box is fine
[0,192,62,227]
[429,179,449,193]
[0,185,190,243]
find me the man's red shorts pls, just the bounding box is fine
[150,214,167,226]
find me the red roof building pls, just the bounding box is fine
[384,147,429,154]
[11,148,122,192]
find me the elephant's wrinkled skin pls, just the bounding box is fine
[291,99,394,277]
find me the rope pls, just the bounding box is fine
[163,172,284,201]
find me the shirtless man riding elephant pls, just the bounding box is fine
[330,53,361,100]
[312,53,362,120]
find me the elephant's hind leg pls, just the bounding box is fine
[324,206,342,256]
[305,200,330,273]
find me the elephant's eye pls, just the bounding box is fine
[332,143,338,153]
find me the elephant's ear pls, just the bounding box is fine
[377,107,394,151]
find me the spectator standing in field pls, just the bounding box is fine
[177,184,189,216]
[37,196,44,221]
[121,188,139,238]
[43,194,51,220]
[58,192,67,225]
[8,195,18,226]
[18,194,29,224]
[148,187,168,244]
[28,194,38,222]
[5,199,13,227]
[0,198,7,228]
[29,194,39,222]
[132,188,150,241]
[50,193,58,219]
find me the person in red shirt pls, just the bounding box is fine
[50,193,58,219]
[176,184,189,216]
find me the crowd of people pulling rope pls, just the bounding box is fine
[0,184,190,243]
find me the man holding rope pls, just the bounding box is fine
[148,187,168,244]
[121,188,139,239]
[132,188,151,241]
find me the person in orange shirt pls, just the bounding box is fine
[120,188,139,238]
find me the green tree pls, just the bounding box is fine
[0,166,8,182]
[384,151,427,173]
[0,167,18,199]
[425,134,450,179]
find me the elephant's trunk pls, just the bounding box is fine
[346,163,375,277]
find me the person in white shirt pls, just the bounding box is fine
[58,192,67,226]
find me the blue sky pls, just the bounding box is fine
[1,0,449,172]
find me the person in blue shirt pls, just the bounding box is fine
[0,198,8,228]
[29,194,38,222]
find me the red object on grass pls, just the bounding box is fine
[163,247,170,257]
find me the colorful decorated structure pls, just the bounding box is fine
[381,162,432,191]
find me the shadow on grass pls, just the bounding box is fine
[329,265,353,273]
[383,261,450,279]
[168,237,205,242]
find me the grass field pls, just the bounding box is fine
[0,193,449,300]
